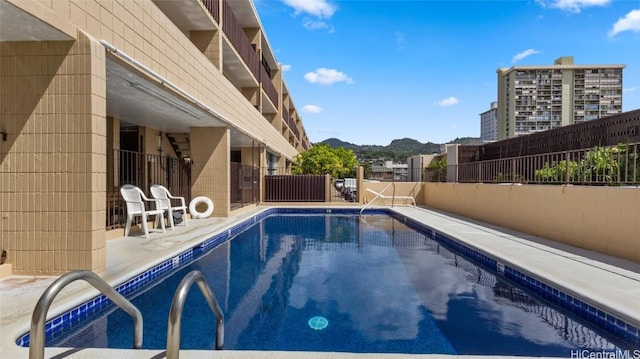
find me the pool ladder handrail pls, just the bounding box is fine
[166,270,224,358]
[360,183,393,215]
[29,270,143,359]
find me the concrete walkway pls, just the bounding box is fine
[1,204,639,358]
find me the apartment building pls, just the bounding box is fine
[496,56,624,140]
[480,101,498,142]
[368,161,408,182]
[0,0,311,274]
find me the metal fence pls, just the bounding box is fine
[264,175,328,202]
[231,162,260,209]
[107,150,192,229]
[458,142,640,185]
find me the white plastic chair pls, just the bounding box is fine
[150,184,188,229]
[120,184,166,238]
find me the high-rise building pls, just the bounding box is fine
[496,56,624,140]
[480,101,498,142]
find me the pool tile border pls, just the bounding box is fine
[16,207,640,347]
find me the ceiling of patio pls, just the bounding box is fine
[106,56,259,149]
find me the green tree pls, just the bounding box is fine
[581,146,619,182]
[427,156,447,182]
[534,160,579,182]
[293,144,358,178]
[333,146,359,177]
[534,144,640,184]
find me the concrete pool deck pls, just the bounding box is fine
[1,204,639,358]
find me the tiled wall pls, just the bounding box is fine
[190,30,221,70]
[0,32,107,274]
[191,127,230,217]
[424,183,640,263]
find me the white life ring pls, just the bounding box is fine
[189,196,214,219]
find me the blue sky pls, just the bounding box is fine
[255,0,640,146]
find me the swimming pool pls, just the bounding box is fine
[18,209,640,355]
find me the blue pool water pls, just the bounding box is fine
[40,213,636,355]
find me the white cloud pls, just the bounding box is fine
[283,0,337,18]
[304,68,354,85]
[303,18,334,32]
[281,64,292,72]
[512,49,541,63]
[536,0,610,13]
[624,86,637,92]
[608,9,640,37]
[437,97,459,107]
[302,105,323,113]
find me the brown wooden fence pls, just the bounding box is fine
[264,175,328,202]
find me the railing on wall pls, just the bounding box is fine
[458,142,640,185]
[231,162,260,209]
[264,175,328,202]
[107,150,192,229]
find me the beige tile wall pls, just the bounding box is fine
[0,32,107,275]
[189,30,221,70]
[362,182,424,206]
[423,183,640,263]
[190,127,230,217]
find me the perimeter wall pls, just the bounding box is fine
[422,183,640,263]
[359,181,639,263]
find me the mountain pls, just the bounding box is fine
[319,137,481,164]
[321,138,362,150]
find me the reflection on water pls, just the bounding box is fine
[51,214,630,355]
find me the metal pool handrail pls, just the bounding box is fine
[166,270,224,358]
[29,270,143,359]
[360,183,392,215]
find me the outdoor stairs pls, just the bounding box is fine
[166,133,190,160]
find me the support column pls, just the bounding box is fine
[446,144,459,183]
[191,127,230,217]
[0,32,107,275]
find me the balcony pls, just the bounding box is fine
[260,65,278,112]
[221,0,261,85]
[282,109,299,142]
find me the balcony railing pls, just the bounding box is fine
[107,150,192,230]
[282,110,299,141]
[260,65,278,107]
[221,0,260,82]
[457,142,640,185]
[290,122,300,140]
[201,0,220,23]
[282,109,292,129]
